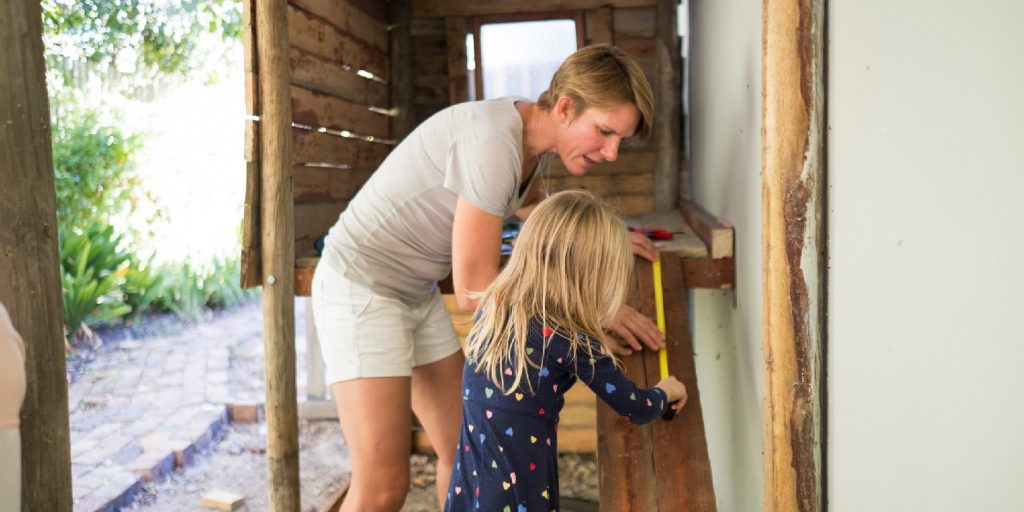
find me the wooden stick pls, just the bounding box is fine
[679,199,734,259]
[255,0,300,509]
[0,1,73,508]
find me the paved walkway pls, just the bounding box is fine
[68,301,311,511]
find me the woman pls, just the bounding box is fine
[312,44,663,511]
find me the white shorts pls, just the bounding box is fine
[311,262,461,384]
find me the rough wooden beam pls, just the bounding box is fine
[445,17,471,104]
[255,0,300,509]
[391,0,416,141]
[0,1,73,509]
[414,0,656,18]
[761,0,825,511]
[680,199,734,259]
[653,0,681,212]
[241,0,262,289]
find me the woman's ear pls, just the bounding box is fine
[555,95,575,125]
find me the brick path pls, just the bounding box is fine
[68,301,310,511]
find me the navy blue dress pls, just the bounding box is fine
[445,321,668,512]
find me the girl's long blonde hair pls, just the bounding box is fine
[466,190,634,395]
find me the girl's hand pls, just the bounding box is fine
[656,376,688,413]
[604,305,665,354]
[628,231,659,262]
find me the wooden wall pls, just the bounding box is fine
[242,0,394,285]
[410,0,667,215]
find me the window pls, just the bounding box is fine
[471,13,584,101]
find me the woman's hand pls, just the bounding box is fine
[628,231,659,261]
[603,304,665,354]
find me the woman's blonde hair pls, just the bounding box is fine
[537,44,655,141]
[466,190,634,395]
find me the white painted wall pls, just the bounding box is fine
[828,1,1024,510]
[687,1,763,510]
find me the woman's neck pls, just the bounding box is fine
[516,101,556,161]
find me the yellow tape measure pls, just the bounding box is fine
[653,258,668,379]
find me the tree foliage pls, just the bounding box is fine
[42,0,242,84]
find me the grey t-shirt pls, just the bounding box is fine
[321,97,551,303]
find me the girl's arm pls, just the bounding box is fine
[451,196,503,311]
[555,336,668,425]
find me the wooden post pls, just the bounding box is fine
[653,0,681,212]
[445,17,471,104]
[255,0,299,509]
[0,1,73,509]
[761,0,825,511]
[390,0,415,140]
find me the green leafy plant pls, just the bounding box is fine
[51,107,142,231]
[122,255,166,321]
[157,261,208,322]
[59,221,132,344]
[202,256,254,310]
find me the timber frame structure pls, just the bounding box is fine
[0,0,826,510]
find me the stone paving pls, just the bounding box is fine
[68,301,311,511]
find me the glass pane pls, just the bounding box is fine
[479,19,578,100]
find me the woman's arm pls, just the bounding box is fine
[451,196,503,311]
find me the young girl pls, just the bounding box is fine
[445,190,688,511]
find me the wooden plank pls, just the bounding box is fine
[653,0,681,211]
[288,4,389,80]
[292,130,390,168]
[680,257,735,289]
[293,166,375,202]
[606,194,653,215]
[763,0,825,509]
[290,46,389,106]
[585,7,614,45]
[680,199,734,259]
[545,172,653,197]
[414,0,656,18]
[415,75,450,104]
[289,0,389,53]
[625,211,708,258]
[291,85,390,137]
[294,201,348,258]
[646,252,717,511]
[548,149,656,176]
[1,1,72,508]
[616,36,656,60]
[256,0,300,508]
[446,17,472,103]
[613,7,657,38]
[597,258,659,511]
[414,53,449,77]
[344,0,387,23]
[391,0,416,142]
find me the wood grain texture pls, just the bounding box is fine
[445,17,471,104]
[291,85,390,137]
[413,0,656,18]
[597,258,658,511]
[762,0,825,510]
[653,0,680,211]
[293,167,374,203]
[585,7,614,45]
[680,199,734,259]
[289,0,389,52]
[390,0,416,141]
[241,0,263,289]
[290,46,389,106]
[288,3,389,79]
[0,1,73,508]
[255,0,300,507]
[292,130,390,168]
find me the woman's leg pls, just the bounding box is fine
[411,350,465,508]
[333,377,412,512]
